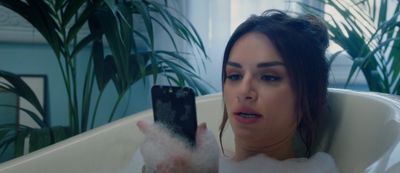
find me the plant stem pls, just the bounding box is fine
[81,58,95,132]
[90,91,104,129]
[70,56,80,133]
[55,55,75,132]
[107,93,125,123]
[61,22,79,134]
[71,14,80,133]
[50,0,75,134]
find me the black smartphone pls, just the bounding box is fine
[151,85,198,147]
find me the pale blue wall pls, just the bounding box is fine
[0,42,152,128]
[0,42,69,126]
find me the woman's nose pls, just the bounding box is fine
[237,77,257,102]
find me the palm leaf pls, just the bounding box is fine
[150,17,178,52]
[66,5,95,45]
[302,0,400,94]
[26,0,62,57]
[133,1,154,48]
[0,70,45,117]
[147,1,207,57]
[62,0,87,27]
[70,33,97,59]
[0,0,212,162]
[0,0,62,57]
[0,105,46,128]
[96,5,130,94]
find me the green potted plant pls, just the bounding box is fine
[0,0,211,162]
[301,0,399,94]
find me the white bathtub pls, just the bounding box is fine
[0,88,399,173]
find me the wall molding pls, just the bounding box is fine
[0,6,89,44]
[0,6,46,43]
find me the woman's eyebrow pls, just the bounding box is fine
[226,61,241,68]
[257,61,284,68]
[226,61,284,68]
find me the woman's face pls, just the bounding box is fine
[224,32,297,150]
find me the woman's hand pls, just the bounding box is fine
[137,121,218,173]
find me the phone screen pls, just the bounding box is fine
[151,85,197,147]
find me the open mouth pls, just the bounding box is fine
[233,109,262,124]
[237,112,260,118]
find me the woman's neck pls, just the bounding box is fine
[233,135,295,161]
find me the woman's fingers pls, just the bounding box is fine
[139,121,218,172]
[156,163,171,173]
[155,156,188,173]
[137,120,151,134]
[173,156,189,172]
[196,122,207,146]
[198,122,207,132]
[192,122,219,172]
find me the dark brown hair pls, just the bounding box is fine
[219,9,329,157]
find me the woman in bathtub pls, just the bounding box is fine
[136,9,339,173]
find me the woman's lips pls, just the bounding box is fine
[233,108,262,124]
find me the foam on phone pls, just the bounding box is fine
[140,122,219,173]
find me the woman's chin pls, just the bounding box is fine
[233,127,259,140]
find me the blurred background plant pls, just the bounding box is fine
[0,0,210,162]
[301,0,400,94]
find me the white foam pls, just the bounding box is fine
[219,152,339,173]
[138,123,339,173]
[139,123,219,173]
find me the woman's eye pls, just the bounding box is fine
[227,74,242,81]
[261,75,282,82]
